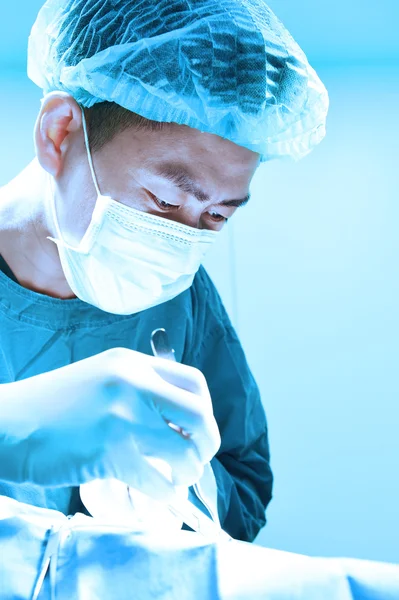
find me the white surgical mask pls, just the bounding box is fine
[48,110,219,314]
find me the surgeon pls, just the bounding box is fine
[0,0,328,542]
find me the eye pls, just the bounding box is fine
[208,211,228,223]
[151,194,179,211]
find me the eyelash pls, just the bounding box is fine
[208,211,228,222]
[152,195,228,222]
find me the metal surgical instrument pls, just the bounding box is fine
[151,328,232,542]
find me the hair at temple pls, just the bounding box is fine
[84,101,167,153]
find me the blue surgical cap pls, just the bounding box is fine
[27,0,329,162]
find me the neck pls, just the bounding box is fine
[0,159,76,299]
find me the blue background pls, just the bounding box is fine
[0,1,398,563]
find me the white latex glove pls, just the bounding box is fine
[0,348,221,503]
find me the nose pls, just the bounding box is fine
[164,207,204,230]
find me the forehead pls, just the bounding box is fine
[130,122,260,182]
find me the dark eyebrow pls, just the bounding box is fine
[152,162,251,208]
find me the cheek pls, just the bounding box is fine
[57,182,97,246]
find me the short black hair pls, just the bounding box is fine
[84,101,167,153]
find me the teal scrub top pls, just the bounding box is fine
[0,256,273,542]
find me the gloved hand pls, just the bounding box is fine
[0,348,221,502]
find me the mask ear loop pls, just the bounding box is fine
[80,106,102,198]
[46,169,65,245]
[47,107,102,250]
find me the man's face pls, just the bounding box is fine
[55,117,260,246]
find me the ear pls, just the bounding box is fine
[34,92,83,177]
